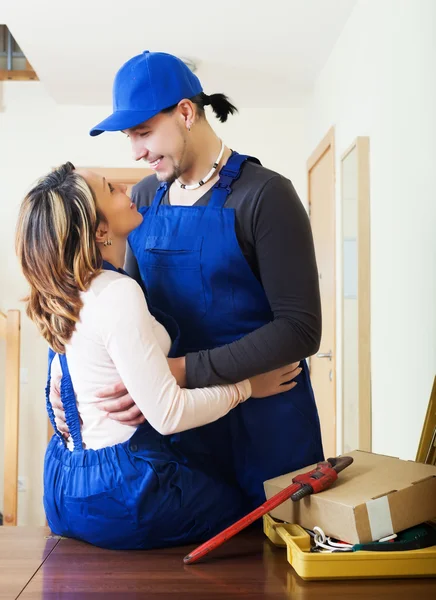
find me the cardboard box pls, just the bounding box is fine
[263,450,436,545]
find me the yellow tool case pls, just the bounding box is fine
[263,514,436,580]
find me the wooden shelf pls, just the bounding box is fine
[0,68,38,81]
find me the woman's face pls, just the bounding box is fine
[77,169,143,238]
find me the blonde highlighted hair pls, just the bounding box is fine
[16,162,102,353]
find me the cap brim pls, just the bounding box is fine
[89,109,160,137]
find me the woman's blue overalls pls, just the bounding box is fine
[128,152,324,509]
[43,262,247,550]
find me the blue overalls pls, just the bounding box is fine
[43,264,247,550]
[128,152,324,508]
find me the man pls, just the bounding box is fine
[55,50,324,508]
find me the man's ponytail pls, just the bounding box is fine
[161,92,238,123]
[200,93,238,123]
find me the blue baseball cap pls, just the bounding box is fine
[90,51,203,136]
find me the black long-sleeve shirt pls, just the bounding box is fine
[125,159,321,388]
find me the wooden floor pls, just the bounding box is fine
[1,526,435,599]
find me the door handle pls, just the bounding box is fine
[316,350,332,361]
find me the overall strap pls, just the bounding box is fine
[58,353,83,451]
[45,348,67,445]
[207,153,261,209]
[149,182,169,216]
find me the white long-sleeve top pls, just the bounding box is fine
[50,270,251,450]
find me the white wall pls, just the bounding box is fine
[307,0,436,459]
[0,80,308,524]
[212,99,309,204]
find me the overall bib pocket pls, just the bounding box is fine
[143,236,207,318]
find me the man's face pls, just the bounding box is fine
[124,110,189,184]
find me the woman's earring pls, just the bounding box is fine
[103,238,112,247]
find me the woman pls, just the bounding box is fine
[16,162,298,550]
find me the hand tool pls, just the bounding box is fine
[184,455,353,564]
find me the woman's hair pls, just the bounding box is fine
[162,92,238,123]
[15,162,103,353]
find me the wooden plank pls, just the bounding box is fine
[0,69,38,81]
[0,527,59,600]
[17,528,436,599]
[3,310,21,526]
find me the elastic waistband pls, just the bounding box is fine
[46,422,161,467]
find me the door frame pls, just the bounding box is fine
[340,137,371,452]
[80,167,153,186]
[307,127,337,452]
